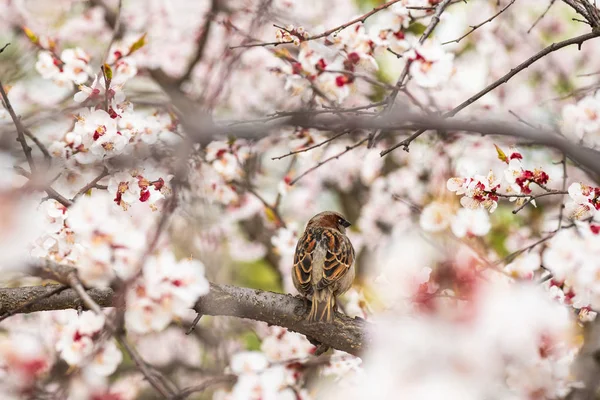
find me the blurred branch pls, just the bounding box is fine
[173,375,237,400]
[72,167,109,201]
[0,66,36,173]
[528,0,556,33]
[369,0,452,147]
[23,128,52,164]
[380,30,600,155]
[176,0,218,85]
[117,334,176,398]
[289,111,600,179]
[0,282,369,357]
[271,130,351,160]
[90,0,123,38]
[567,317,600,399]
[0,285,67,322]
[229,0,403,49]
[101,0,123,64]
[14,166,74,207]
[289,137,368,185]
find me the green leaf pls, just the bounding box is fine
[494,144,509,164]
[23,27,38,45]
[103,63,113,80]
[128,33,147,55]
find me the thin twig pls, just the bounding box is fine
[227,101,385,126]
[527,0,556,33]
[442,0,517,45]
[229,0,403,49]
[508,110,537,128]
[495,221,579,265]
[172,375,237,400]
[289,138,368,185]
[272,130,350,160]
[510,190,567,214]
[0,67,36,173]
[72,167,109,201]
[177,0,218,84]
[102,0,122,65]
[234,181,287,227]
[13,165,73,207]
[118,335,175,398]
[369,0,453,148]
[558,153,567,229]
[380,30,600,156]
[23,128,52,163]
[186,312,203,335]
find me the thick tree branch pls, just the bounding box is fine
[0,283,368,356]
[280,111,600,180]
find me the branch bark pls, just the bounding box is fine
[0,283,368,356]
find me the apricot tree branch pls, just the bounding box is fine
[368,0,453,147]
[0,282,369,357]
[0,67,36,173]
[176,0,218,85]
[441,0,517,45]
[229,0,403,49]
[380,30,600,155]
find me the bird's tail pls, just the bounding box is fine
[308,289,335,323]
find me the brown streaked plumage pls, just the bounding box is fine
[293,211,355,323]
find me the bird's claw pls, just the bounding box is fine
[294,295,310,316]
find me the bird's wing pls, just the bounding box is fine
[293,230,317,295]
[316,229,355,291]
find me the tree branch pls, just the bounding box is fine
[176,0,218,85]
[369,0,453,147]
[229,0,403,49]
[14,166,73,207]
[0,72,36,173]
[380,30,600,155]
[442,0,517,45]
[0,283,368,357]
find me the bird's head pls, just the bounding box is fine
[306,211,351,234]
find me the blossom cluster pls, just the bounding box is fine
[447,145,552,213]
[274,1,455,104]
[126,251,210,334]
[56,312,122,376]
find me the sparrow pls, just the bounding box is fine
[292,211,355,323]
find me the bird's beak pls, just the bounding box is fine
[342,220,352,228]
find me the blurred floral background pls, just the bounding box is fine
[1,0,600,399]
